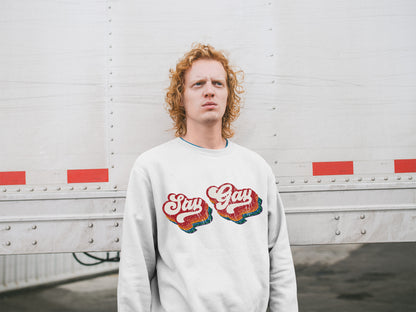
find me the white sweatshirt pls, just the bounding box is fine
[118,138,298,312]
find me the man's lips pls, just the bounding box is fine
[202,102,217,108]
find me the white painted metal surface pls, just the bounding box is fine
[0,192,124,254]
[0,1,109,174]
[0,0,415,258]
[283,187,416,244]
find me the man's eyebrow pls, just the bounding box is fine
[193,75,226,79]
[188,78,206,84]
[188,77,226,84]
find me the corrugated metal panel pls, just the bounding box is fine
[0,253,118,293]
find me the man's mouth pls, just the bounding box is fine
[202,102,217,108]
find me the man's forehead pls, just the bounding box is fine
[186,60,226,79]
[192,74,226,79]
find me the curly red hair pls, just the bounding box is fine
[165,43,244,139]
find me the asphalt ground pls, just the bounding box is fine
[0,242,415,312]
[294,242,416,312]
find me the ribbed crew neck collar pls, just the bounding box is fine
[176,137,232,156]
[179,137,228,149]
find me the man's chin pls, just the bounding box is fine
[202,116,223,126]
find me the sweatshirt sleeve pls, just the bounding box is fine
[118,164,157,312]
[267,172,298,311]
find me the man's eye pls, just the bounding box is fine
[194,82,203,87]
[214,81,224,86]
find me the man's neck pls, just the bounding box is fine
[182,125,226,150]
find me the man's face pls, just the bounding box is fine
[182,59,228,130]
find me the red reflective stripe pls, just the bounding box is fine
[0,171,26,185]
[67,169,109,183]
[394,159,416,173]
[313,161,354,176]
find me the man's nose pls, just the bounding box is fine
[204,82,215,97]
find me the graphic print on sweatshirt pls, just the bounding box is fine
[206,183,263,224]
[162,193,213,233]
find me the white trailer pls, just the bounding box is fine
[1,0,415,258]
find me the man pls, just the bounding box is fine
[118,43,298,311]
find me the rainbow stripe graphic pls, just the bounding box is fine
[162,194,213,233]
[206,183,263,224]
